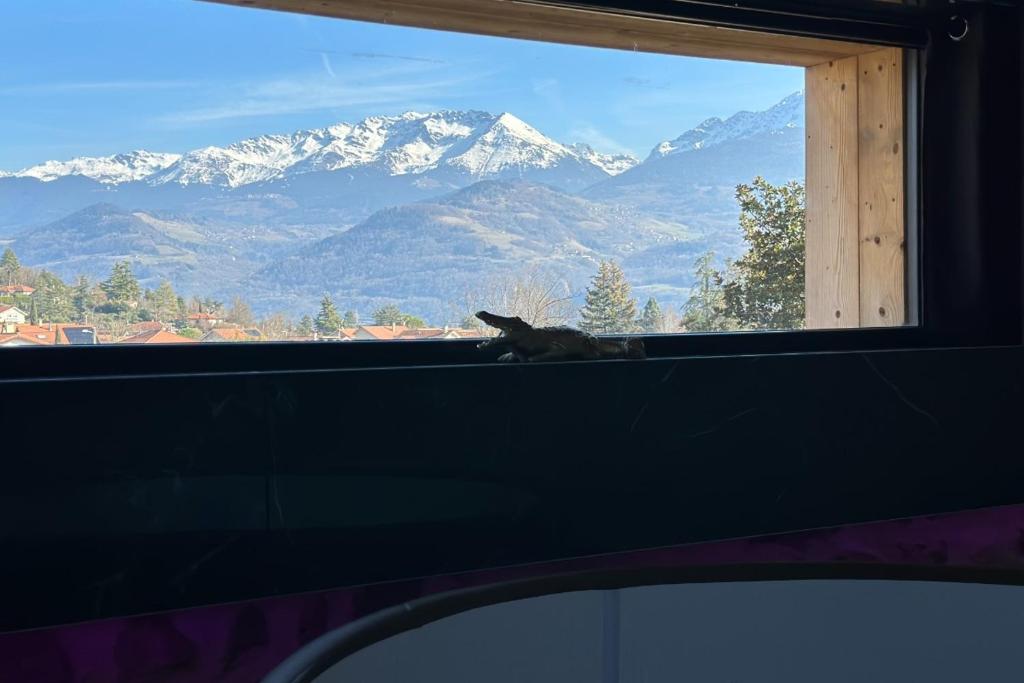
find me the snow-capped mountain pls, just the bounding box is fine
[12,151,181,184]
[648,90,804,160]
[150,110,636,188]
[570,143,639,176]
[4,111,637,190]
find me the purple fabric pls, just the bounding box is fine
[3,503,1024,683]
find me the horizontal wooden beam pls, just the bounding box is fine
[200,0,879,67]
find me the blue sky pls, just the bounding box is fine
[0,0,803,170]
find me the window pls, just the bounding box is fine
[0,0,910,352]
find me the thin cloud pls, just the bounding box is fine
[319,52,337,78]
[154,65,485,126]
[300,48,445,64]
[0,80,198,96]
[350,51,446,64]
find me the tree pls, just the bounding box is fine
[143,280,179,323]
[578,260,638,334]
[680,252,733,333]
[373,304,405,326]
[461,314,484,332]
[638,297,664,333]
[190,296,223,315]
[225,296,254,327]
[722,177,805,329]
[28,295,39,325]
[259,312,291,340]
[72,276,98,323]
[34,271,73,323]
[342,310,359,328]
[1,248,20,286]
[372,304,425,328]
[453,266,575,330]
[315,295,344,335]
[296,315,314,336]
[100,261,141,311]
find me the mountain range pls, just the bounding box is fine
[0,92,805,322]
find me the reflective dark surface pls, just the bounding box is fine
[4,346,1024,632]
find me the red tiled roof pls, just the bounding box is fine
[201,327,261,342]
[396,328,447,339]
[128,321,164,334]
[0,332,50,346]
[355,325,409,340]
[120,329,197,344]
[188,312,219,320]
[8,324,57,345]
[0,285,34,294]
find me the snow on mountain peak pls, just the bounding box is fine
[11,150,181,184]
[5,97,801,190]
[648,90,804,161]
[569,143,639,176]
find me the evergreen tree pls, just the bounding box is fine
[373,304,404,326]
[722,177,805,329]
[342,310,359,328]
[315,296,343,335]
[681,252,733,332]
[72,276,97,323]
[296,315,315,336]
[144,280,179,323]
[638,297,664,333]
[28,296,39,325]
[578,260,638,334]
[372,304,425,328]
[0,248,20,286]
[100,261,141,311]
[35,271,73,322]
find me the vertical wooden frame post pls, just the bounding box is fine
[806,48,905,329]
[806,57,861,328]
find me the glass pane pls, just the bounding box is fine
[316,580,1023,682]
[0,2,904,350]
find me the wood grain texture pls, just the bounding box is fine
[202,0,878,66]
[857,48,904,327]
[805,57,861,329]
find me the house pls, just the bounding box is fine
[0,305,28,326]
[0,323,99,346]
[351,324,409,340]
[58,326,99,345]
[119,329,197,344]
[0,328,51,346]
[200,327,262,343]
[0,285,34,295]
[127,321,165,335]
[186,312,222,330]
[396,327,470,340]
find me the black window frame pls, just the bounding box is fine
[0,0,1018,382]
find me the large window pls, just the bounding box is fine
[0,0,908,349]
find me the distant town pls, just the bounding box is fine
[0,248,486,347]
